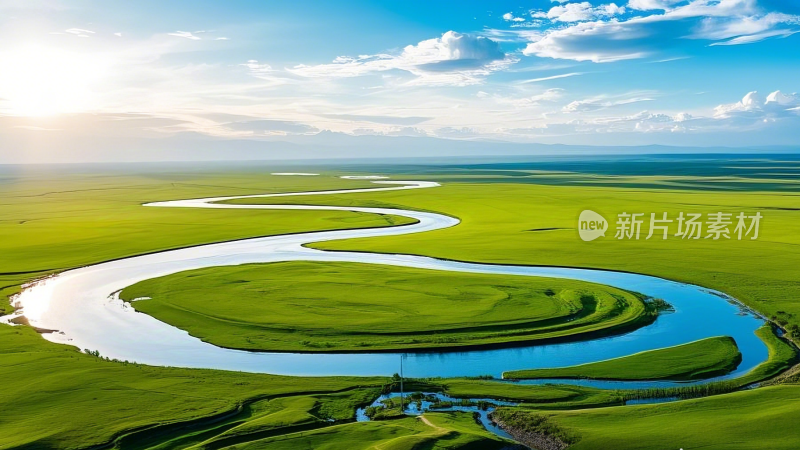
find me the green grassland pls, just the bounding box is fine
[504,336,743,381]
[532,384,800,450]
[120,261,651,352]
[0,169,408,448]
[0,323,387,449]
[421,323,796,410]
[0,320,512,449]
[1,164,800,449]
[233,180,800,338]
[428,378,624,409]
[355,157,800,191]
[720,325,797,387]
[0,168,601,449]
[226,413,514,450]
[0,168,411,315]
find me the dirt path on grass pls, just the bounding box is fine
[418,415,446,432]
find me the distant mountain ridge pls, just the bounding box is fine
[2,130,799,164]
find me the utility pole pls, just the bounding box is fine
[399,354,404,413]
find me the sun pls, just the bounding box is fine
[0,45,107,116]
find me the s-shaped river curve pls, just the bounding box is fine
[3,179,770,389]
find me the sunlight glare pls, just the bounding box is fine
[0,45,107,116]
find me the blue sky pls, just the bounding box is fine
[1,0,799,161]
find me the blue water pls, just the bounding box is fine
[356,392,517,441]
[293,260,768,389]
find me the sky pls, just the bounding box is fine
[1,0,799,162]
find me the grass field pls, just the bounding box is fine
[428,378,624,409]
[1,162,799,449]
[533,384,800,450]
[120,261,650,351]
[237,179,800,339]
[731,325,797,385]
[0,319,514,449]
[504,336,743,381]
[0,169,403,448]
[0,323,387,448]
[226,413,514,450]
[0,168,410,315]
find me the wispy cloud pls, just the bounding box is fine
[710,29,799,46]
[650,56,691,63]
[491,88,566,107]
[318,114,432,125]
[64,28,94,37]
[562,95,655,113]
[520,72,583,83]
[168,31,201,40]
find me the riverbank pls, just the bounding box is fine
[490,410,572,450]
[504,337,742,381]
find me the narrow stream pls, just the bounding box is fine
[356,392,517,441]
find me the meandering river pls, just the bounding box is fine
[3,179,768,388]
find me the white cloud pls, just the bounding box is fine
[64,28,94,38]
[524,21,652,62]
[651,56,691,62]
[695,11,800,41]
[240,60,275,79]
[613,90,800,133]
[288,31,515,86]
[547,2,595,22]
[496,88,566,107]
[527,89,800,138]
[627,0,683,11]
[531,88,565,102]
[222,119,318,135]
[319,113,431,125]
[522,0,800,63]
[563,95,654,112]
[407,31,505,63]
[502,12,526,22]
[435,126,483,139]
[710,29,798,45]
[603,3,627,15]
[546,2,626,22]
[521,72,583,83]
[714,90,800,118]
[766,90,800,106]
[495,88,800,140]
[714,91,763,115]
[168,31,201,40]
[351,126,431,137]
